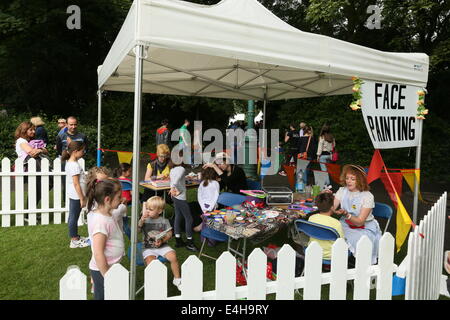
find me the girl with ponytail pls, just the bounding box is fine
[64,141,89,249]
[85,178,124,300]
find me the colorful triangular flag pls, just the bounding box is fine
[402,169,423,201]
[117,152,133,164]
[380,172,403,209]
[367,149,383,184]
[394,192,413,252]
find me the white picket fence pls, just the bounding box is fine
[405,192,448,300]
[0,157,85,227]
[60,233,398,300]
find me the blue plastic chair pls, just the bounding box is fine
[295,219,340,266]
[118,179,133,238]
[198,226,229,261]
[373,202,393,234]
[217,192,246,207]
[119,179,132,192]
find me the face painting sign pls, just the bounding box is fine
[361,80,422,149]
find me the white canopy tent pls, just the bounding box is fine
[97,0,429,299]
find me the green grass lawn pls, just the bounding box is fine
[0,188,438,300]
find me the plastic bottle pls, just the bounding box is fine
[295,169,305,192]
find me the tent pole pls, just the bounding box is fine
[412,119,423,224]
[261,91,267,186]
[97,90,102,167]
[130,44,145,300]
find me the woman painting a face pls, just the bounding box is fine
[202,152,248,195]
[331,164,382,264]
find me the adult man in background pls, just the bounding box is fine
[56,116,88,157]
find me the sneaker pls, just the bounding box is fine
[172,278,182,291]
[185,239,198,252]
[70,238,90,248]
[175,237,186,248]
[78,236,91,246]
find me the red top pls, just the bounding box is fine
[118,178,132,204]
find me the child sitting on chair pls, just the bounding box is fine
[308,192,345,260]
[138,196,182,291]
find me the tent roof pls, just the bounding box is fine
[97,0,429,100]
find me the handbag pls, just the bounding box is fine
[331,142,339,162]
[298,135,312,160]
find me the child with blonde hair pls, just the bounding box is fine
[138,196,182,291]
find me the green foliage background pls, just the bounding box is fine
[1,0,449,180]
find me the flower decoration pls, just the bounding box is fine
[350,76,364,111]
[416,89,428,119]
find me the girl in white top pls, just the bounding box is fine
[197,167,220,213]
[62,141,89,249]
[86,178,124,300]
[331,164,382,264]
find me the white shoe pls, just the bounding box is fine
[70,238,90,248]
[172,278,182,291]
[79,236,90,245]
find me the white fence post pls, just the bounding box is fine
[14,158,25,226]
[330,238,349,300]
[247,248,267,300]
[27,158,37,226]
[303,241,323,300]
[105,264,129,300]
[275,244,295,300]
[41,158,50,225]
[353,236,373,300]
[181,255,203,300]
[376,233,395,300]
[145,259,167,300]
[53,158,63,225]
[215,252,236,300]
[1,158,11,227]
[59,266,87,300]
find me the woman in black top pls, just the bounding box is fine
[202,152,247,194]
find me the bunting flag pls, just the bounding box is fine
[402,169,424,201]
[313,170,329,189]
[367,149,383,184]
[378,155,414,251]
[117,152,133,164]
[296,159,310,172]
[325,162,341,185]
[380,172,403,209]
[394,192,413,252]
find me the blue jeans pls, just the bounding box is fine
[90,269,104,300]
[68,198,81,238]
[173,198,193,238]
[319,154,332,185]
